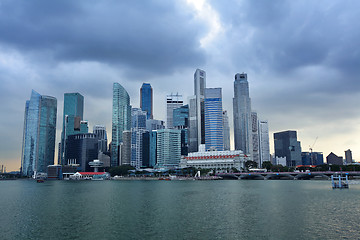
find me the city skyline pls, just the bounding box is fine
[1,1,360,170]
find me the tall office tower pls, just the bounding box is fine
[21,90,57,176]
[149,131,157,167]
[274,130,302,167]
[344,149,353,165]
[140,83,153,119]
[60,93,84,165]
[251,112,260,165]
[131,108,147,168]
[112,82,132,166]
[146,119,165,131]
[156,129,181,168]
[166,93,183,128]
[93,125,108,153]
[258,120,270,166]
[223,111,230,151]
[204,88,224,151]
[120,130,131,165]
[66,133,98,172]
[189,68,206,152]
[233,73,252,156]
[173,105,189,155]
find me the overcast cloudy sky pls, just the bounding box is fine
[1,0,360,171]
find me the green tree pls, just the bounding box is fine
[109,165,135,177]
[262,161,272,171]
[245,160,258,171]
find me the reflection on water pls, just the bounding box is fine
[1,180,360,239]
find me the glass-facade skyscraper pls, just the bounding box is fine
[21,90,57,176]
[112,82,131,166]
[131,108,147,168]
[204,88,223,151]
[60,93,85,165]
[140,83,153,119]
[166,93,183,129]
[274,130,302,167]
[173,105,189,155]
[233,73,252,156]
[189,68,206,152]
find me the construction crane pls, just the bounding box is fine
[309,137,318,165]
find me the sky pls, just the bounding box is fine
[1,0,360,171]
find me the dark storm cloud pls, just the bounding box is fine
[210,0,360,91]
[0,0,206,74]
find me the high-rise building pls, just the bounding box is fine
[258,120,270,166]
[345,149,353,165]
[189,69,206,152]
[274,130,302,167]
[140,83,153,119]
[60,93,85,165]
[111,82,132,166]
[93,125,108,153]
[21,90,57,176]
[156,129,181,168]
[66,133,98,172]
[120,130,131,165]
[166,93,183,129]
[146,119,165,131]
[204,88,223,151]
[233,73,252,156]
[223,111,230,151]
[149,131,157,167]
[173,105,189,156]
[251,112,260,165]
[131,108,147,169]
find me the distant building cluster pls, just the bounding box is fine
[21,69,355,177]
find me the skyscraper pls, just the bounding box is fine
[93,125,108,153]
[120,130,132,165]
[21,90,57,176]
[140,83,153,119]
[131,108,147,168]
[112,82,131,166]
[204,88,223,151]
[156,129,181,168]
[258,120,270,166]
[233,73,252,156]
[223,111,230,151]
[251,112,260,165]
[173,105,189,155]
[274,130,302,167]
[66,133,98,171]
[60,93,85,165]
[166,93,183,129]
[189,68,206,152]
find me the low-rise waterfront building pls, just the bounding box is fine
[180,150,249,172]
[326,152,343,165]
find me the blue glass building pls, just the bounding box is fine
[21,90,57,176]
[131,108,147,168]
[204,88,224,151]
[112,83,132,166]
[66,133,98,172]
[140,83,153,119]
[301,152,324,166]
[173,105,189,155]
[60,93,85,165]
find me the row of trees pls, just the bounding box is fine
[261,161,360,172]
